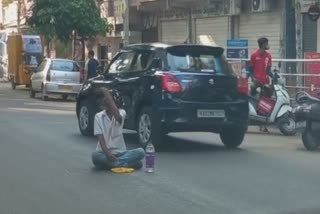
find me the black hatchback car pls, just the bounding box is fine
[76,43,249,148]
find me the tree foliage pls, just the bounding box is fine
[28,0,112,42]
[2,0,14,7]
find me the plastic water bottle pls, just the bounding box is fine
[145,142,155,173]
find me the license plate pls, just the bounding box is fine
[295,121,306,129]
[59,85,73,91]
[197,109,225,118]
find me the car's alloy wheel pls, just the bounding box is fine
[78,100,95,136]
[138,113,152,145]
[79,106,89,131]
[137,107,164,148]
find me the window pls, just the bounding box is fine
[167,53,220,73]
[130,51,153,72]
[166,46,224,73]
[51,60,79,72]
[109,52,136,74]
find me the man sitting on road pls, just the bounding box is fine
[91,88,145,170]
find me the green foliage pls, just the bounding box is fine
[2,0,14,7]
[28,0,112,42]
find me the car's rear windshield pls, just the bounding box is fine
[51,60,79,72]
[166,46,224,73]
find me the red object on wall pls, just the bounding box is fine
[304,52,320,97]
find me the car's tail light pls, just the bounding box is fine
[46,70,51,82]
[237,77,248,95]
[161,73,182,93]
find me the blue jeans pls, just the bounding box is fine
[92,148,145,169]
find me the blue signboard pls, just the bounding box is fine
[226,39,249,59]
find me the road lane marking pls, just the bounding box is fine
[23,102,75,108]
[3,107,75,115]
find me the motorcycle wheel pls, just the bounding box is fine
[278,115,296,136]
[302,130,319,151]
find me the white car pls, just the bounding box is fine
[30,58,83,101]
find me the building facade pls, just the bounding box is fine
[139,0,287,59]
[103,0,320,60]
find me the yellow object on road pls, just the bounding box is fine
[111,167,134,174]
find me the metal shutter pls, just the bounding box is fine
[195,16,230,48]
[160,19,188,44]
[239,12,282,58]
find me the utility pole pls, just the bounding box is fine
[17,0,21,34]
[123,0,130,47]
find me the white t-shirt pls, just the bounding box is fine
[94,109,127,154]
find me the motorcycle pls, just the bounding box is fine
[293,91,320,151]
[248,65,296,136]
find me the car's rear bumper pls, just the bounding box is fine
[157,99,249,133]
[44,82,82,95]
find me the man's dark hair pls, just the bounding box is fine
[89,50,95,56]
[257,37,268,48]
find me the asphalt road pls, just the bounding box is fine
[0,83,320,214]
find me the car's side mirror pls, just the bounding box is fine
[150,58,163,71]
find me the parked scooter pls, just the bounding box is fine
[249,64,296,136]
[293,91,320,151]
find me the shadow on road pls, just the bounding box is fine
[295,147,320,153]
[34,96,76,103]
[124,132,244,154]
[247,130,286,137]
[70,131,245,154]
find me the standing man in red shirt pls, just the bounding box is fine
[249,37,273,132]
[249,37,273,94]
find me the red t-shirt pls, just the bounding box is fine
[249,49,272,85]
